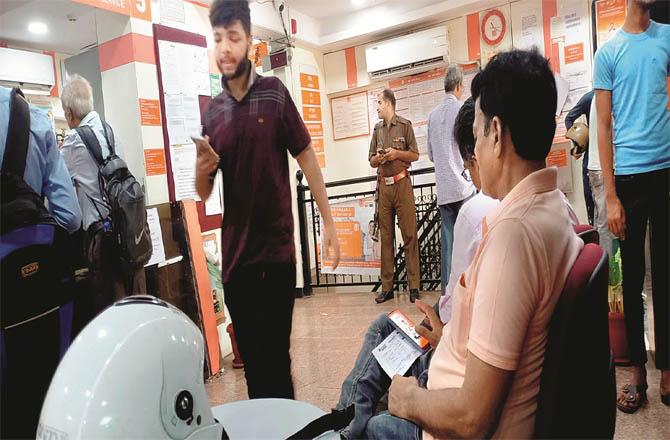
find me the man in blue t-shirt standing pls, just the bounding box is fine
[593,0,670,413]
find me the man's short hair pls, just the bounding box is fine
[444,63,463,93]
[471,49,557,161]
[381,88,396,109]
[210,0,251,36]
[455,97,476,163]
[61,74,94,120]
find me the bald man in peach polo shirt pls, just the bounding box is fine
[365,49,583,439]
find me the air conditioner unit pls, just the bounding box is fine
[0,47,55,95]
[365,26,449,80]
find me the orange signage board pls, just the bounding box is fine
[595,0,626,46]
[302,89,321,106]
[139,99,161,126]
[546,148,568,168]
[332,221,363,259]
[389,67,446,89]
[72,0,152,21]
[300,73,320,90]
[312,138,325,154]
[564,43,584,64]
[332,206,356,218]
[306,123,323,137]
[303,106,322,122]
[144,149,167,176]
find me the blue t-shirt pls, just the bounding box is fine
[593,20,670,175]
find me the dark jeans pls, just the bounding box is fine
[439,198,468,290]
[224,262,297,399]
[616,168,669,370]
[582,150,595,226]
[336,314,431,439]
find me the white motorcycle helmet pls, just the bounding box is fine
[37,296,226,439]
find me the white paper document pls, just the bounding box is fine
[183,95,203,138]
[372,330,423,378]
[145,207,166,267]
[170,144,200,202]
[173,168,201,202]
[158,41,183,95]
[205,171,223,216]
[170,142,197,170]
[555,73,570,116]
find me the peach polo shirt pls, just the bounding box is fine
[425,167,583,439]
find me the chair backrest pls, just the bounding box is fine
[534,242,616,439]
[574,224,599,245]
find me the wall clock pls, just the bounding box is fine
[481,9,507,47]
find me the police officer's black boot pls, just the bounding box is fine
[375,290,394,304]
[409,289,420,303]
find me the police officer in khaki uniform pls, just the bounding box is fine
[369,89,421,303]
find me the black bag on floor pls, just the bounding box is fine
[0,88,75,439]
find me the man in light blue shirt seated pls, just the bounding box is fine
[593,0,670,414]
[0,86,81,233]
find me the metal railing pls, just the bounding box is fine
[297,167,442,293]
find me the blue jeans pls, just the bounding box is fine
[439,198,469,290]
[366,411,422,440]
[336,314,432,439]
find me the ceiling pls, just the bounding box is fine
[0,0,97,54]
[285,0,389,20]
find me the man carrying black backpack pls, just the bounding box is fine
[61,75,151,315]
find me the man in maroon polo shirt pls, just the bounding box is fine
[195,0,340,399]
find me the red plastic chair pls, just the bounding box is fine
[574,224,599,245]
[534,241,616,438]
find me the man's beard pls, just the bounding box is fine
[222,58,249,81]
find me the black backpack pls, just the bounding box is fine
[1,88,75,439]
[74,123,152,270]
[0,88,73,323]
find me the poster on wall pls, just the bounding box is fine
[202,231,226,324]
[320,198,381,276]
[331,92,370,140]
[511,0,544,52]
[389,68,446,173]
[547,143,573,194]
[459,62,480,102]
[596,0,627,47]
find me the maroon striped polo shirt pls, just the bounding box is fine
[203,66,311,284]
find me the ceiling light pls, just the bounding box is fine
[352,0,366,6]
[28,22,48,35]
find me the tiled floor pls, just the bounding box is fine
[205,289,669,439]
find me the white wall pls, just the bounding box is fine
[317,0,594,223]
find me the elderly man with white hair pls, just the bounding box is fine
[61,74,144,316]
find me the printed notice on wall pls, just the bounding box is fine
[145,207,166,267]
[170,143,201,202]
[331,92,369,140]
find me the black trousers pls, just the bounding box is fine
[224,262,296,399]
[616,168,669,370]
[1,309,62,439]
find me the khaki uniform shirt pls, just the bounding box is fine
[368,115,419,177]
